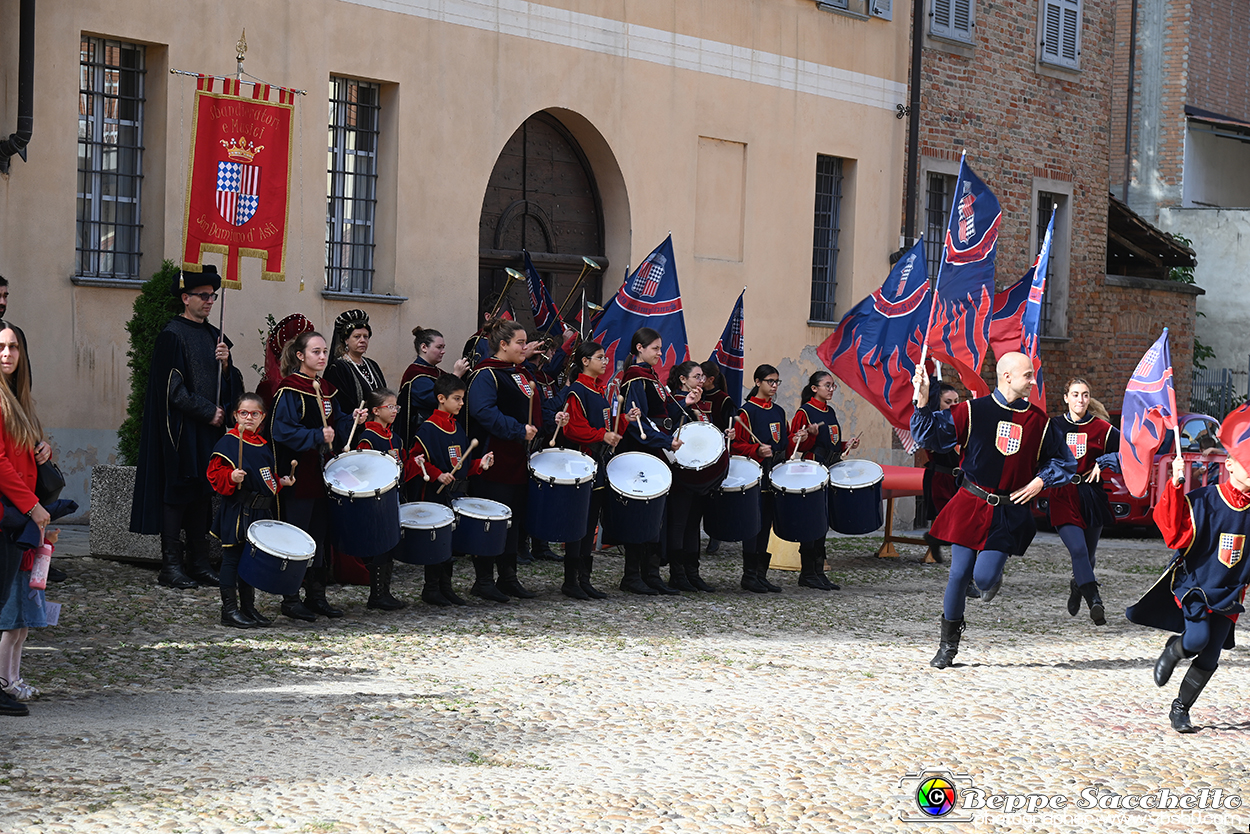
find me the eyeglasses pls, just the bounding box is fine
[186,292,219,301]
[236,410,264,418]
[377,404,399,411]
[817,382,836,390]
[761,378,781,386]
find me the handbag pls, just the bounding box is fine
[35,459,65,504]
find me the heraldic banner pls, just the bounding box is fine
[181,76,294,289]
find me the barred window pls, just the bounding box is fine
[810,155,844,324]
[924,172,956,278]
[77,37,145,279]
[326,77,381,294]
[1036,191,1063,336]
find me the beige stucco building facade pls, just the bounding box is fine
[0,0,910,515]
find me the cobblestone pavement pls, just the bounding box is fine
[1,526,1248,834]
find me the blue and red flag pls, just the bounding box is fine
[926,156,1001,398]
[523,250,565,338]
[818,240,931,430]
[708,290,746,407]
[988,210,1054,409]
[592,235,690,381]
[1119,329,1178,498]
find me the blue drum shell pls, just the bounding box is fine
[703,482,762,542]
[452,515,510,557]
[238,542,311,596]
[527,478,592,543]
[602,491,667,544]
[328,487,401,560]
[772,487,829,543]
[828,482,884,535]
[396,522,455,565]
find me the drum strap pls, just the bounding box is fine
[961,481,1011,507]
[240,491,276,510]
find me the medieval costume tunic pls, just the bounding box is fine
[398,357,444,451]
[1045,413,1119,529]
[323,355,387,418]
[617,363,679,458]
[130,314,242,533]
[732,395,797,591]
[411,410,487,504]
[790,398,849,590]
[702,387,734,432]
[206,428,282,547]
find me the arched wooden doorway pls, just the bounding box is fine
[478,111,607,332]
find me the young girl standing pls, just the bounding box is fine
[665,361,726,593]
[398,325,470,457]
[354,388,408,611]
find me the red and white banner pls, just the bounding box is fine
[181,76,294,289]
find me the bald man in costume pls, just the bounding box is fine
[911,353,1076,669]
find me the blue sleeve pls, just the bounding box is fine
[329,400,355,447]
[1037,420,1079,487]
[622,380,673,451]
[271,393,322,452]
[543,348,567,379]
[909,406,958,453]
[468,371,527,443]
[412,375,437,416]
[1097,427,1122,472]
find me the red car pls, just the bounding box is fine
[1033,411,1226,530]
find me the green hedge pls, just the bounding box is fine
[117,260,181,466]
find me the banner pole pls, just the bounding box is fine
[914,151,966,403]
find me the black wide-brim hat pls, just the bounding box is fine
[173,264,222,296]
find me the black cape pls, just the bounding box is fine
[129,316,242,533]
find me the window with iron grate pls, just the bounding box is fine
[326,77,381,294]
[810,155,845,324]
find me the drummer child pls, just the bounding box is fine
[207,393,295,629]
[410,374,494,605]
[350,388,409,611]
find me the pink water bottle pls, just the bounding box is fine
[28,544,52,590]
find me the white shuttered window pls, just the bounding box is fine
[1041,0,1081,69]
[931,0,973,43]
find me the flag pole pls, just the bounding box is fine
[213,31,247,411]
[914,151,966,402]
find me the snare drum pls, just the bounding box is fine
[451,497,512,557]
[671,421,730,494]
[527,448,596,543]
[602,452,672,544]
[827,460,885,535]
[703,456,763,542]
[238,519,316,595]
[396,502,456,565]
[324,449,402,559]
[770,460,830,543]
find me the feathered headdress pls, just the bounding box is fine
[263,314,315,384]
[330,309,371,358]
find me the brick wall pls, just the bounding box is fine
[1188,0,1250,123]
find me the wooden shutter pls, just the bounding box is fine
[1042,0,1081,68]
[871,0,893,20]
[931,0,973,42]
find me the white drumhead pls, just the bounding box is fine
[324,449,400,497]
[451,497,513,521]
[399,502,456,530]
[770,460,828,494]
[606,451,673,499]
[672,422,725,470]
[528,448,597,485]
[828,459,884,489]
[718,456,762,492]
[245,519,315,560]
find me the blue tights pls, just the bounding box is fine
[1182,614,1234,670]
[1057,524,1103,586]
[944,545,1009,620]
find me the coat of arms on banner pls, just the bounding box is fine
[1066,432,1088,460]
[216,157,261,226]
[996,421,1022,456]
[260,467,278,494]
[1219,533,1244,568]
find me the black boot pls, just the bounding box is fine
[368,562,408,611]
[706,539,720,555]
[305,571,345,618]
[1170,663,1216,733]
[740,553,767,593]
[219,585,256,629]
[470,556,510,603]
[757,553,782,593]
[686,550,715,593]
[439,560,468,606]
[158,539,198,589]
[1154,635,1193,687]
[668,552,697,593]
[238,582,271,626]
[1078,581,1106,626]
[643,547,680,595]
[620,547,658,595]
[185,539,220,586]
[496,552,537,599]
[1066,579,1082,616]
[797,547,821,589]
[579,553,608,599]
[812,546,839,590]
[280,593,317,622]
[534,538,562,562]
[561,553,590,599]
[419,563,450,607]
[923,531,945,564]
[930,617,965,669]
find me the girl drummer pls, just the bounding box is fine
[665,360,729,593]
[1046,377,1120,625]
[732,364,807,593]
[790,371,859,591]
[398,325,470,458]
[559,340,624,600]
[269,331,368,622]
[353,388,408,611]
[617,327,685,595]
[699,361,736,430]
[465,319,566,601]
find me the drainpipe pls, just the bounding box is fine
[902,0,924,247]
[1121,0,1138,202]
[0,0,36,174]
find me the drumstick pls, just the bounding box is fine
[343,399,366,450]
[289,460,298,483]
[549,421,562,448]
[238,429,244,472]
[734,414,763,446]
[417,454,431,482]
[437,438,479,494]
[312,379,331,453]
